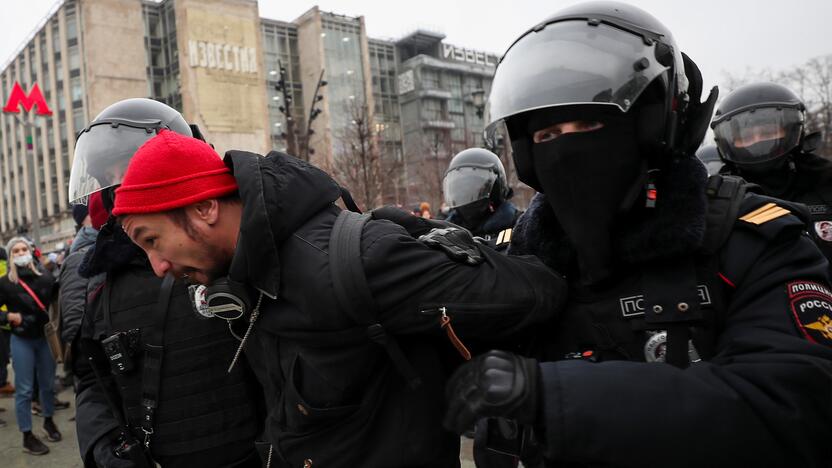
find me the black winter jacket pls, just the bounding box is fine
[510,157,832,467]
[223,150,564,468]
[0,267,55,339]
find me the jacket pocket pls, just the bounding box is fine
[280,353,360,434]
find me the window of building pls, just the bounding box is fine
[421,69,440,89]
[68,45,80,70]
[70,76,82,102]
[422,98,443,121]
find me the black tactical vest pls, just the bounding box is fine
[535,175,745,368]
[90,266,263,458]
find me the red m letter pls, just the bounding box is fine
[3,82,53,116]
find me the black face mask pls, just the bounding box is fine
[454,199,492,230]
[530,113,645,284]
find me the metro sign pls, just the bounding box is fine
[3,82,52,116]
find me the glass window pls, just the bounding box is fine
[67,45,79,70]
[70,76,82,101]
[423,99,443,121]
[422,69,440,89]
[66,13,78,40]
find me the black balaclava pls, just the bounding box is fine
[732,152,795,198]
[454,199,492,230]
[526,107,647,284]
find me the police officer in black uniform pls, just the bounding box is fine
[443,3,832,466]
[68,99,264,467]
[713,82,832,262]
[443,148,522,250]
[695,144,724,176]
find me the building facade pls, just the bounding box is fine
[1,0,498,248]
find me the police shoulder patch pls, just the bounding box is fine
[787,280,832,346]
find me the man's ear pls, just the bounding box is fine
[189,199,220,225]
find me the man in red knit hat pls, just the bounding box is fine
[109,128,565,467]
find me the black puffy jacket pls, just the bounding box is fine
[221,150,564,467]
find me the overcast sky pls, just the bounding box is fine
[2,0,831,93]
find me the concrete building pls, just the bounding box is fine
[395,30,497,208]
[1,0,498,248]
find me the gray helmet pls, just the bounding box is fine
[695,144,724,176]
[443,148,510,209]
[68,98,194,204]
[711,82,805,167]
[485,1,692,190]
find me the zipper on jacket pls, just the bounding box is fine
[422,306,472,361]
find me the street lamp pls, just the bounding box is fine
[471,88,486,118]
[275,61,299,156]
[303,70,327,161]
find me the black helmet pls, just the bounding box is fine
[69,98,195,204]
[486,1,694,190]
[443,148,510,210]
[695,144,724,176]
[711,82,805,167]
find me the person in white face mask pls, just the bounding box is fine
[0,237,61,455]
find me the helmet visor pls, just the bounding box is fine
[69,120,163,204]
[486,20,669,136]
[713,107,803,165]
[443,167,497,208]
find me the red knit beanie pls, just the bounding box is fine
[112,130,238,216]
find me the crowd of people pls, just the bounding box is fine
[1,1,831,467]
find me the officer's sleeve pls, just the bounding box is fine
[59,253,88,344]
[361,218,566,340]
[535,211,832,467]
[74,311,122,467]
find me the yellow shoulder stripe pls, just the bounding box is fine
[496,228,513,245]
[739,202,791,225]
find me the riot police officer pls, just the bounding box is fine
[443,2,832,466]
[68,99,264,467]
[713,82,832,262]
[695,144,724,176]
[443,148,522,249]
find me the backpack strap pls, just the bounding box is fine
[139,274,174,449]
[700,174,750,255]
[329,210,422,388]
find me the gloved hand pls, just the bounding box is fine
[444,350,540,435]
[371,205,459,237]
[419,227,484,265]
[679,52,719,155]
[92,434,140,468]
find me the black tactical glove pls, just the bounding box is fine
[419,227,484,265]
[92,435,137,468]
[678,52,719,156]
[371,205,459,237]
[444,350,540,435]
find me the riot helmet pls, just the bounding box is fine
[443,148,511,227]
[69,98,194,204]
[711,82,805,168]
[695,144,724,176]
[485,1,716,284]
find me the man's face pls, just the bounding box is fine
[122,211,232,285]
